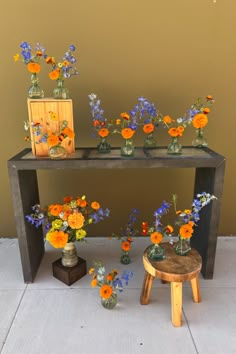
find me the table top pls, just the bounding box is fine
[143,243,202,282]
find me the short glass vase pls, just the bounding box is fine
[97,137,111,153]
[28,73,44,99]
[192,128,208,148]
[120,251,131,265]
[174,238,191,256]
[101,292,118,310]
[53,79,69,99]
[143,133,157,148]
[48,145,67,159]
[121,139,135,157]
[167,137,182,155]
[148,244,165,261]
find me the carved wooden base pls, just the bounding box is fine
[52,257,87,286]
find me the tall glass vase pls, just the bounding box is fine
[167,137,182,155]
[97,137,111,153]
[28,73,44,99]
[121,139,135,157]
[53,79,69,99]
[192,128,208,148]
[143,133,157,148]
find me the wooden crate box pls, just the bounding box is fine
[27,98,75,157]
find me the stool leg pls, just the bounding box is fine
[140,271,154,305]
[190,276,201,303]
[171,282,182,327]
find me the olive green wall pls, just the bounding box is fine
[1,0,235,237]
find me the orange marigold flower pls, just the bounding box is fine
[47,134,59,147]
[143,123,154,134]
[166,225,174,233]
[206,95,213,100]
[91,201,100,210]
[98,128,109,138]
[192,114,208,129]
[61,205,72,220]
[179,224,194,239]
[49,70,60,80]
[36,51,43,56]
[150,231,163,244]
[163,115,173,125]
[106,273,113,281]
[45,56,56,65]
[89,268,95,275]
[122,241,131,251]
[61,127,75,139]
[47,230,68,248]
[120,112,130,120]
[203,107,210,114]
[184,209,191,214]
[77,198,87,208]
[68,212,85,229]
[127,237,133,243]
[188,221,194,227]
[62,60,70,66]
[48,204,63,217]
[63,196,73,203]
[27,62,41,73]
[93,119,100,127]
[168,127,179,137]
[91,279,97,287]
[100,284,113,299]
[121,128,135,139]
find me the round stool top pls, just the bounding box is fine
[143,243,202,282]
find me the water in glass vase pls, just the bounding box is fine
[167,137,182,154]
[144,133,157,148]
[192,128,208,148]
[53,79,69,99]
[28,73,44,99]
[121,139,135,157]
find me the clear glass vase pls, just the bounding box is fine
[48,145,67,159]
[167,137,182,155]
[61,242,78,267]
[28,73,44,99]
[148,244,165,261]
[97,137,111,153]
[174,238,191,256]
[121,139,135,157]
[53,79,69,99]
[120,251,131,265]
[192,128,208,148]
[144,133,157,148]
[101,292,118,309]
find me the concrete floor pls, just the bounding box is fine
[0,236,236,354]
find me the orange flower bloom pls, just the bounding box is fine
[150,232,163,244]
[49,70,60,80]
[143,123,154,134]
[192,114,208,129]
[91,279,97,287]
[27,62,41,73]
[68,212,85,229]
[106,273,113,281]
[63,196,73,203]
[127,237,133,243]
[77,198,87,208]
[47,230,68,248]
[61,205,72,220]
[206,95,213,100]
[168,127,179,137]
[98,128,109,138]
[36,51,43,56]
[166,225,174,233]
[91,201,100,210]
[62,60,70,66]
[204,107,210,114]
[47,134,59,147]
[163,115,173,125]
[122,241,131,251]
[100,284,113,299]
[120,112,130,120]
[179,224,194,239]
[93,119,100,127]
[45,56,56,65]
[48,204,64,217]
[61,127,75,139]
[121,128,135,139]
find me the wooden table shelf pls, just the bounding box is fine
[8,146,225,283]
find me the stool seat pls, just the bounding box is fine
[140,242,202,327]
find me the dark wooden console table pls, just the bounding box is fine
[8,147,225,283]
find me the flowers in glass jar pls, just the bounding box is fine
[89,261,133,309]
[45,44,79,81]
[14,41,47,73]
[191,95,215,130]
[25,196,110,249]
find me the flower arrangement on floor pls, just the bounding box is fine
[14,41,46,98]
[45,44,79,99]
[130,96,159,148]
[24,111,75,158]
[112,208,140,264]
[25,195,110,249]
[89,261,133,309]
[88,93,114,153]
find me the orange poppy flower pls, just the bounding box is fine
[122,241,131,251]
[77,198,87,208]
[166,225,174,233]
[204,107,210,114]
[106,274,113,281]
[121,128,135,139]
[143,123,154,134]
[62,60,70,66]
[91,279,97,287]
[168,127,179,137]
[93,120,100,127]
[179,224,194,239]
[100,284,113,299]
[45,56,56,65]
[47,230,68,248]
[36,51,43,56]
[49,70,60,80]
[68,212,85,229]
[192,114,208,129]
[150,232,163,244]
[163,115,173,125]
[91,201,100,210]
[120,112,130,120]
[27,62,41,73]
[98,128,109,138]
[48,204,64,217]
[63,196,73,203]
[206,95,213,100]
[61,127,75,139]
[47,134,60,147]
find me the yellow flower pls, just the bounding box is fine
[14,53,19,62]
[89,268,95,275]
[51,219,63,229]
[76,229,87,240]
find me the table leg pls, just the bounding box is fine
[140,271,154,305]
[190,276,201,303]
[171,282,182,327]
[8,166,45,283]
[193,161,225,279]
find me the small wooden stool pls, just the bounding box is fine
[140,243,202,327]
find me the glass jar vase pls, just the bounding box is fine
[167,137,182,155]
[143,133,157,148]
[101,292,118,309]
[48,145,67,159]
[97,137,111,153]
[192,128,208,148]
[120,251,131,265]
[28,73,44,99]
[53,79,69,99]
[174,238,191,256]
[121,139,135,157]
[148,244,165,261]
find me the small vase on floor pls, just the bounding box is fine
[167,137,182,155]
[148,244,165,261]
[101,292,118,309]
[53,79,69,99]
[143,133,157,148]
[121,139,135,157]
[120,251,131,265]
[61,242,78,267]
[28,73,44,99]
[174,238,191,256]
[192,128,208,148]
[97,137,111,153]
